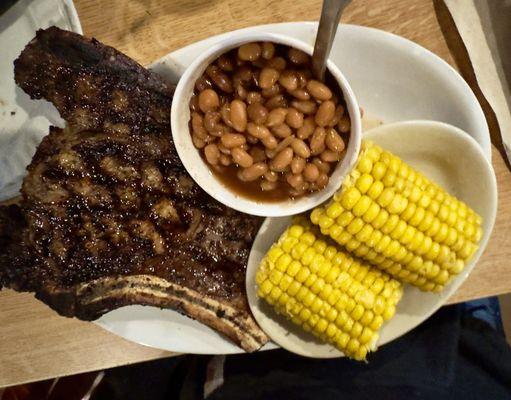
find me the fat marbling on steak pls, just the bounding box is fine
[0,27,268,352]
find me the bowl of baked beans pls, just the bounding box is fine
[171,33,361,216]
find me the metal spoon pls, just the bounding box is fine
[311,0,351,81]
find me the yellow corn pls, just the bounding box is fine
[311,141,483,292]
[256,217,403,360]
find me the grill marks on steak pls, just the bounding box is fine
[0,27,267,351]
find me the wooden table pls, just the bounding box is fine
[1,0,510,388]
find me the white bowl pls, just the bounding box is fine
[246,120,497,358]
[171,32,362,217]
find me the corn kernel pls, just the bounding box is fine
[304,273,317,288]
[303,291,316,307]
[311,278,326,294]
[370,315,384,331]
[341,187,362,210]
[276,254,292,271]
[279,274,293,291]
[367,180,385,200]
[372,162,387,180]
[357,157,373,174]
[296,286,308,302]
[383,304,396,320]
[300,232,316,246]
[347,218,364,235]
[268,247,284,263]
[326,307,338,322]
[287,280,301,296]
[326,323,338,338]
[353,196,372,217]
[326,202,344,219]
[336,211,354,227]
[319,215,334,230]
[336,332,350,349]
[356,173,374,193]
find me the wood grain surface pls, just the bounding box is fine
[1,0,510,388]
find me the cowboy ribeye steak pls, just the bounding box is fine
[0,27,267,352]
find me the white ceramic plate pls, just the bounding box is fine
[96,22,491,354]
[246,121,497,358]
[0,0,82,201]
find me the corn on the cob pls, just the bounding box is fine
[310,141,483,292]
[256,217,403,360]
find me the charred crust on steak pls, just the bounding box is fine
[1,27,268,351]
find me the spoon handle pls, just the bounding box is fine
[312,0,351,81]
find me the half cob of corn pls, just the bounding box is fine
[310,141,483,292]
[256,217,403,360]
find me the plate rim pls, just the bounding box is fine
[95,22,493,355]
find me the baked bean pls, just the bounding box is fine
[232,147,254,168]
[247,103,268,124]
[271,123,292,139]
[278,71,298,91]
[328,104,345,127]
[306,80,332,101]
[310,127,326,155]
[303,163,320,182]
[235,84,247,100]
[274,135,295,154]
[217,54,234,71]
[191,112,208,139]
[261,84,282,98]
[247,135,258,144]
[221,133,246,148]
[203,111,224,136]
[291,138,311,158]
[252,58,266,69]
[291,156,306,174]
[315,100,335,127]
[288,48,309,64]
[239,162,268,181]
[259,68,280,89]
[266,108,287,127]
[189,95,200,111]
[265,95,287,110]
[286,173,304,189]
[297,117,315,139]
[234,66,254,85]
[204,144,220,165]
[250,146,266,162]
[220,103,233,127]
[190,42,351,197]
[261,133,278,149]
[312,157,331,174]
[266,56,286,70]
[198,89,220,112]
[316,172,329,189]
[295,70,310,88]
[230,99,247,132]
[192,134,206,149]
[261,179,278,191]
[291,100,317,114]
[289,88,310,100]
[238,43,261,61]
[265,148,277,159]
[264,170,279,182]
[285,108,304,129]
[337,116,351,133]
[320,149,341,162]
[270,147,294,172]
[246,91,263,104]
[261,42,275,60]
[247,123,270,139]
[195,74,213,91]
[218,143,231,155]
[325,128,345,152]
[206,65,233,93]
[219,154,231,166]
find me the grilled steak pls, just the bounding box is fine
[0,27,268,352]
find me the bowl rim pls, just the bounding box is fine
[170,31,362,217]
